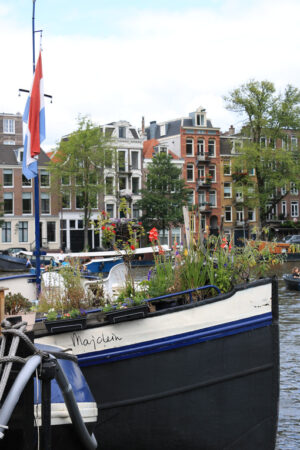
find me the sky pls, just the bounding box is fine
[1,0,300,151]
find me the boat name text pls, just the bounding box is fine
[71,332,122,350]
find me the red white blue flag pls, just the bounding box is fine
[22,50,45,179]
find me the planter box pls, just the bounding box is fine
[105,304,149,324]
[45,316,87,334]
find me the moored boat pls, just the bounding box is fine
[283,273,300,290]
[29,277,279,450]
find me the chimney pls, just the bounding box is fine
[149,121,157,139]
[228,125,235,135]
[141,116,145,134]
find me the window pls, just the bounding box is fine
[131,151,139,170]
[186,164,194,181]
[208,140,215,157]
[19,221,28,243]
[61,175,70,185]
[76,192,84,209]
[22,192,32,214]
[198,165,205,179]
[159,230,169,246]
[225,206,232,222]
[236,207,244,222]
[236,190,243,202]
[290,182,298,195]
[291,135,298,150]
[208,166,216,182]
[160,124,166,136]
[2,222,11,242]
[89,173,97,185]
[248,168,255,176]
[260,136,267,147]
[197,139,205,155]
[106,203,114,217]
[187,190,194,205]
[3,169,13,187]
[281,185,287,195]
[4,193,13,214]
[3,140,15,145]
[281,201,287,217]
[22,175,31,187]
[248,209,256,222]
[196,113,205,126]
[118,151,126,171]
[266,203,276,220]
[291,202,299,218]
[47,222,56,242]
[41,193,50,214]
[70,220,76,229]
[3,119,15,134]
[40,170,50,187]
[105,177,114,195]
[119,177,126,190]
[132,204,139,219]
[119,127,126,138]
[224,182,232,198]
[78,220,83,229]
[198,190,205,206]
[223,161,231,176]
[171,227,181,246]
[132,177,139,194]
[209,190,216,207]
[186,138,193,156]
[62,192,71,209]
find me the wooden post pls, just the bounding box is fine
[0,287,9,332]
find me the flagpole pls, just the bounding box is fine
[32,0,41,295]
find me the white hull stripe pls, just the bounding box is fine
[78,312,272,367]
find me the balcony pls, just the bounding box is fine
[236,220,245,227]
[197,179,213,190]
[196,153,210,165]
[199,202,212,213]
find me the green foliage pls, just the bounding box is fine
[49,116,113,250]
[136,152,190,232]
[5,293,31,315]
[224,80,300,228]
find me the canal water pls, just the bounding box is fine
[1,261,299,448]
[273,261,300,449]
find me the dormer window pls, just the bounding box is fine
[119,127,126,138]
[196,113,206,127]
[160,124,166,136]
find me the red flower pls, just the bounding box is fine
[101,226,106,230]
[112,230,116,234]
[149,227,158,242]
[101,210,106,216]
[111,223,116,227]
[138,222,142,225]
[130,245,135,250]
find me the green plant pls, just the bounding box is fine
[5,293,31,315]
[46,308,58,321]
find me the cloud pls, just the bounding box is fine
[0,0,299,149]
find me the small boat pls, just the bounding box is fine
[0,253,28,272]
[283,273,300,290]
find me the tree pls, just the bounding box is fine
[49,116,113,250]
[224,80,300,228]
[136,152,190,236]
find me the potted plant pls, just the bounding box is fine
[44,307,87,334]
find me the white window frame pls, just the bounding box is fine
[4,192,13,215]
[186,138,194,156]
[3,169,13,187]
[62,191,71,209]
[291,135,298,149]
[131,151,140,170]
[40,170,50,187]
[196,113,206,126]
[224,206,232,222]
[132,177,140,195]
[18,221,28,243]
[197,139,205,156]
[41,192,51,214]
[224,182,232,198]
[290,182,298,195]
[198,165,205,179]
[186,164,194,182]
[3,140,15,145]
[281,201,287,217]
[236,207,244,222]
[208,139,215,157]
[3,119,15,134]
[209,190,216,207]
[223,161,231,176]
[291,201,299,218]
[248,209,256,222]
[208,165,216,182]
[22,192,32,215]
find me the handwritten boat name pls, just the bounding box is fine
[71,332,122,350]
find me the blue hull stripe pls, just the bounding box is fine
[78,312,273,367]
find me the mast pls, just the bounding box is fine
[32,0,41,295]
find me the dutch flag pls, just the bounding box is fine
[22,50,45,179]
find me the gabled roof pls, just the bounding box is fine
[0,146,50,166]
[143,139,180,160]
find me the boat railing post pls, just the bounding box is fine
[39,358,57,450]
